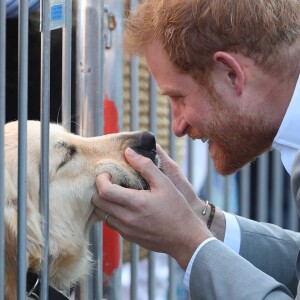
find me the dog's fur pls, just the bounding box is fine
[4,120,159,299]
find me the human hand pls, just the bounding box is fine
[157,144,207,216]
[92,147,213,269]
[156,145,226,241]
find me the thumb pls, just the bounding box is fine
[156,143,182,179]
[125,147,165,188]
[156,143,178,169]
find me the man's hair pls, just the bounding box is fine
[123,0,300,80]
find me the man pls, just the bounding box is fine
[92,0,300,298]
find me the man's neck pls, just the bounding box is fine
[265,71,299,132]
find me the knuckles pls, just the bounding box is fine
[97,182,114,199]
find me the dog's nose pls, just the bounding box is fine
[133,131,157,162]
[140,131,156,152]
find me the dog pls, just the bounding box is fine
[4,120,160,300]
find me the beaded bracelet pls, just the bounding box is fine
[207,203,215,229]
[201,201,216,229]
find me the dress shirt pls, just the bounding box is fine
[184,74,300,292]
[272,75,300,174]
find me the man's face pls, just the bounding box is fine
[145,40,276,175]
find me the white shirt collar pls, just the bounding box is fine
[272,75,300,174]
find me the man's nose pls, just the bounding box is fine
[170,103,187,137]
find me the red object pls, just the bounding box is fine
[103,95,120,282]
[104,95,119,134]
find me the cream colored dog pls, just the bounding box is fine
[4,120,159,300]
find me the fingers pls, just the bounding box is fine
[92,190,129,229]
[156,143,180,172]
[156,143,172,163]
[156,144,186,186]
[94,173,140,208]
[94,208,117,230]
[156,143,167,157]
[92,176,124,213]
[91,193,107,220]
[125,147,168,188]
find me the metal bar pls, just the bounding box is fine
[101,1,125,299]
[168,258,176,300]
[0,1,6,299]
[240,165,251,218]
[149,76,157,134]
[129,55,139,132]
[168,107,176,300]
[130,244,139,300]
[187,138,194,185]
[224,176,230,212]
[62,0,72,131]
[129,94,139,299]
[76,0,104,136]
[148,252,155,300]
[129,1,140,298]
[272,150,283,226]
[92,223,103,300]
[76,0,105,298]
[288,187,299,231]
[40,0,52,298]
[17,1,29,299]
[256,153,269,222]
[148,75,157,300]
[103,0,124,130]
[168,110,176,161]
[129,0,139,133]
[206,157,214,202]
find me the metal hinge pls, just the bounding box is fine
[104,4,117,49]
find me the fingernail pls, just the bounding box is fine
[126,147,138,158]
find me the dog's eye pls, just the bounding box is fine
[68,145,77,157]
[57,144,77,169]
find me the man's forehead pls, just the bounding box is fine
[145,40,191,89]
[144,40,170,69]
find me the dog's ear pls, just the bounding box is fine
[5,168,43,277]
[5,168,19,299]
[26,196,43,271]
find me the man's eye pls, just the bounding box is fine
[169,95,183,102]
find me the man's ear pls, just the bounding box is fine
[212,51,245,96]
